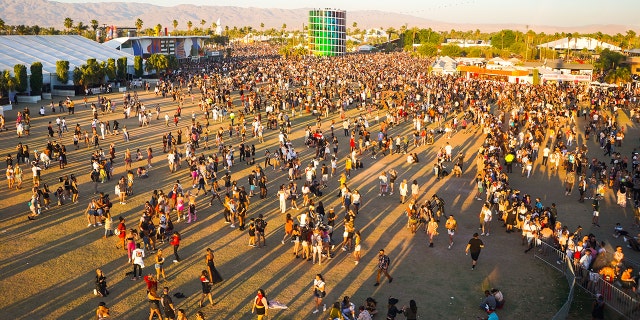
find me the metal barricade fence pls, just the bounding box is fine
[534,241,640,320]
[533,241,575,320]
[574,264,640,319]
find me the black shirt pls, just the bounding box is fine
[468,238,484,254]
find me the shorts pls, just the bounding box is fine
[312,245,322,253]
[250,185,256,191]
[447,229,455,236]
[593,210,599,217]
[302,241,308,247]
[354,245,361,252]
[470,252,480,261]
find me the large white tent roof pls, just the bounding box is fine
[0,35,135,75]
[537,37,621,51]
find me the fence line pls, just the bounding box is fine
[534,240,575,320]
[534,241,640,320]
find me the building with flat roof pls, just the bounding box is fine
[308,9,346,57]
[103,36,208,59]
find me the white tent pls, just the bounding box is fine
[0,35,135,79]
[537,37,621,51]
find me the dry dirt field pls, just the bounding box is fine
[0,85,638,320]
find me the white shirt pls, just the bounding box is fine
[132,248,145,267]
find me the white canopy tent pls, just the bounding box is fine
[0,35,135,80]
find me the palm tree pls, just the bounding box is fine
[135,18,144,33]
[90,19,99,32]
[626,30,637,50]
[566,33,572,60]
[187,21,193,34]
[172,19,178,31]
[0,18,5,35]
[63,17,73,34]
[200,19,206,34]
[154,24,162,36]
[211,22,217,35]
[260,22,264,35]
[75,22,88,35]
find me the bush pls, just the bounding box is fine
[134,56,143,77]
[117,57,127,81]
[14,64,28,93]
[30,62,43,95]
[56,60,69,83]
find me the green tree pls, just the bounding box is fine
[154,24,162,36]
[0,70,16,98]
[29,62,43,94]
[440,44,462,57]
[135,18,144,33]
[0,19,5,35]
[491,29,516,50]
[172,20,178,31]
[72,66,84,87]
[90,19,99,32]
[63,17,73,33]
[200,19,206,34]
[56,60,70,83]
[596,48,626,72]
[167,55,179,71]
[105,58,116,80]
[187,21,193,34]
[75,21,88,35]
[116,57,128,81]
[466,47,484,58]
[13,64,28,93]
[134,56,144,77]
[417,43,438,57]
[145,53,169,74]
[605,66,631,84]
[79,58,106,88]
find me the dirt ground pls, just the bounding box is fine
[0,85,638,320]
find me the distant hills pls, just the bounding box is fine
[0,0,636,34]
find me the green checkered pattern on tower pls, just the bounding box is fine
[308,9,346,57]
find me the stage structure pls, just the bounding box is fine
[308,8,346,56]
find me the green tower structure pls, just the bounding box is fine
[308,8,346,57]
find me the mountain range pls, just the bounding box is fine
[0,0,635,35]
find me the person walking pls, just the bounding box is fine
[205,248,224,286]
[445,215,457,249]
[465,233,484,270]
[170,231,181,263]
[199,270,214,308]
[155,249,167,281]
[399,179,408,204]
[161,286,177,320]
[131,243,145,280]
[312,273,326,314]
[374,249,393,286]
[426,219,438,247]
[251,288,269,319]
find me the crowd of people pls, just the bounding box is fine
[4,41,640,319]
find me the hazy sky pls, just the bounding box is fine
[55,0,639,27]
